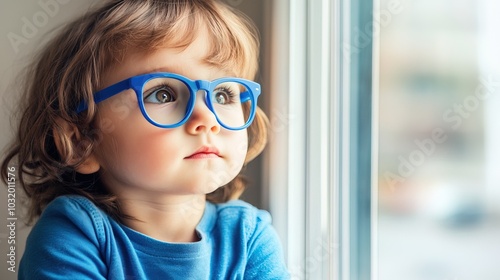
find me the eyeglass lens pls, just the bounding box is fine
[141,77,252,128]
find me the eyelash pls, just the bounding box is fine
[215,86,236,97]
[143,83,172,98]
[143,84,237,103]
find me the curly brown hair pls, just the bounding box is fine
[0,0,268,224]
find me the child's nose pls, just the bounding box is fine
[185,90,221,134]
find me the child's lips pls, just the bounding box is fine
[185,146,221,159]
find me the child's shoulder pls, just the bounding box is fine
[20,195,112,278]
[35,195,108,238]
[215,199,271,220]
[43,194,104,218]
[26,195,108,255]
[207,199,273,235]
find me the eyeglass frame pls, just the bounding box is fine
[76,72,261,130]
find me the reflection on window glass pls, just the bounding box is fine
[377,0,500,279]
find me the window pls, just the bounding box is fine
[377,0,500,279]
[262,0,372,279]
[262,0,500,279]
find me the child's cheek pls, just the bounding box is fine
[97,129,182,187]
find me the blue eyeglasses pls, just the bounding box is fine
[76,72,261,130]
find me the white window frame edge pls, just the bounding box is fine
[264,0,307,279]
[264,0,378,278]
[371,0,380,278]
[265,0,339,279]
[306,0,333,279]
[337,0,352,278]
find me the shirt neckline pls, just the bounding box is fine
[119,201,216,258]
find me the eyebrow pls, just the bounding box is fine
[144,67,180,75]
[145,66,236,79]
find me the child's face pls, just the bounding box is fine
[91,32,248,196]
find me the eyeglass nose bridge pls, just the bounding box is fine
[191,79,215,108]
[185,80,220,123]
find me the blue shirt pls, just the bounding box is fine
[19,195,289,279]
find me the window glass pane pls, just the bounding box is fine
[377,0,500,279]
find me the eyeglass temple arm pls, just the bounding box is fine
[240,90,251,103]
[76,79,131,113]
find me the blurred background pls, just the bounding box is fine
[377,0,500,279]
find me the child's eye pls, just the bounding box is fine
[213,87,236,105]
[144,86,177,104]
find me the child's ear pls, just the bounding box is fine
[53,118,100,174]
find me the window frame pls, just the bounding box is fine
[263,0,374,279]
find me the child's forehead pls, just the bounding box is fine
[97,6,256,83]
[101,43,236,88]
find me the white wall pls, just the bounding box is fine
[0,2,102,278]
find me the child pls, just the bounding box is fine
[0,0,289,279]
